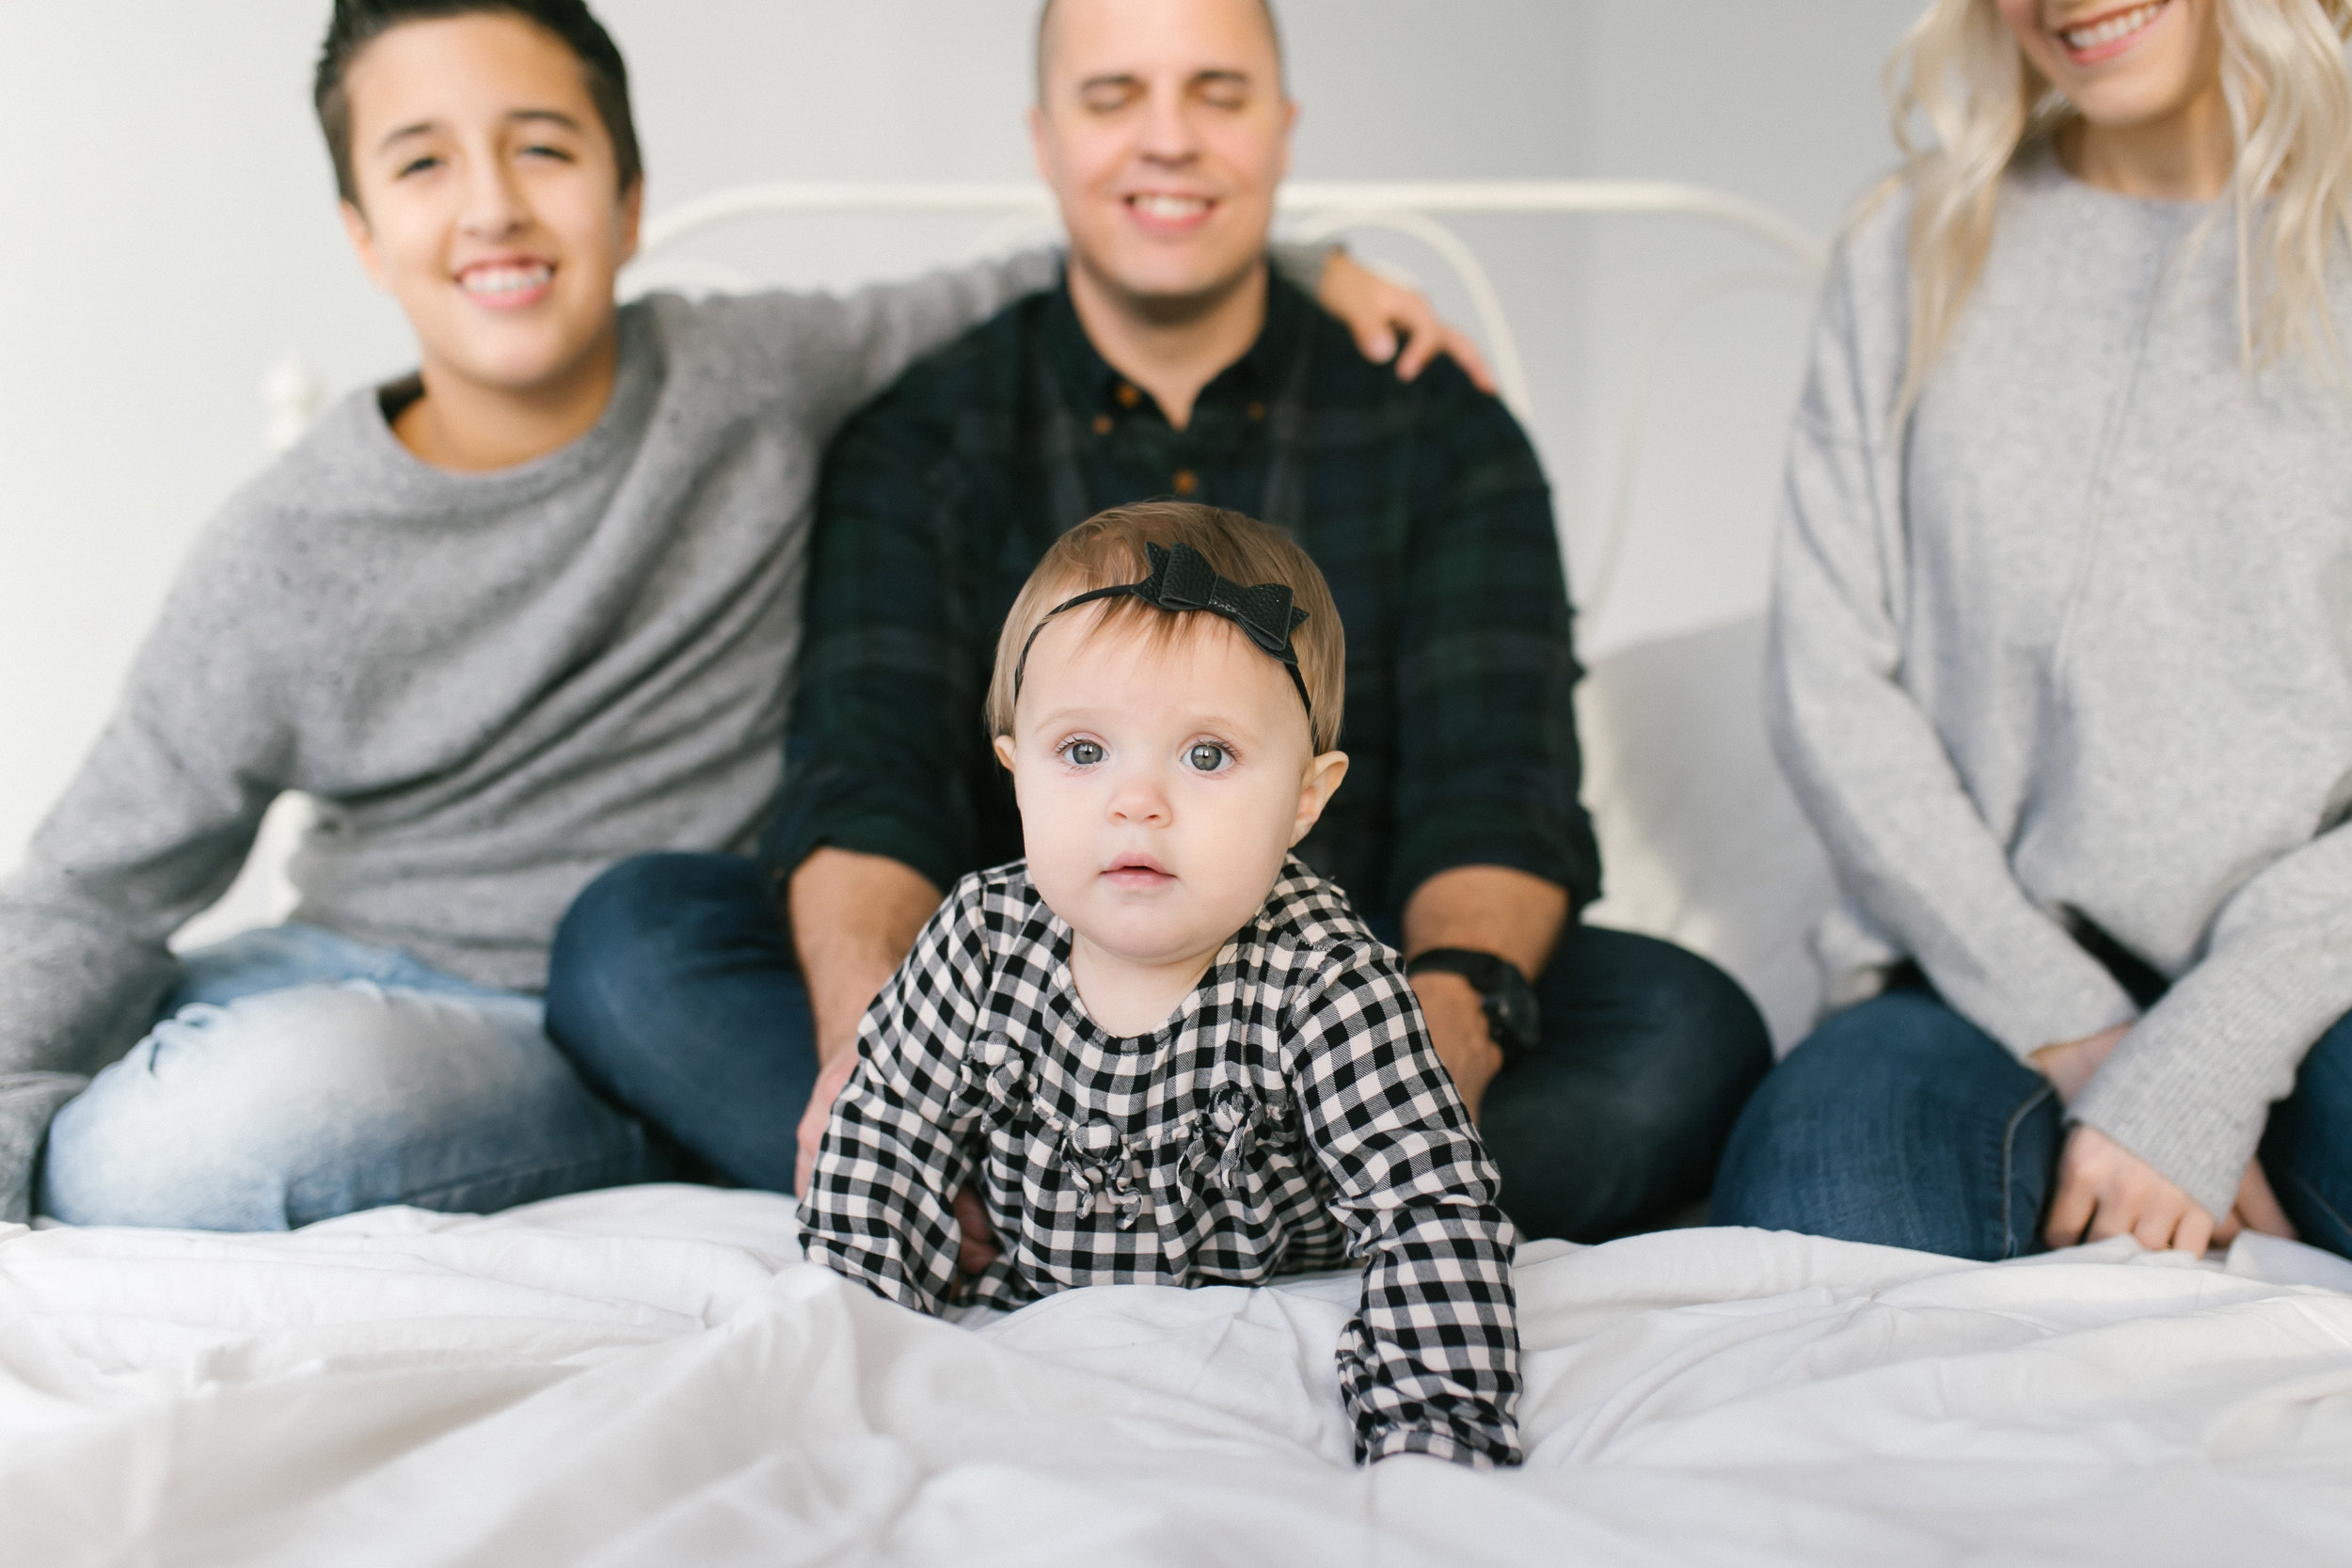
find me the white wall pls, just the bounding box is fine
[0,0,1917,872]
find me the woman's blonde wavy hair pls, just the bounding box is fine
[1888,0,2352,406]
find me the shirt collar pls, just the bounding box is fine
[1046,256,1312,420]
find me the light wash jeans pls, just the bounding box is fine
[39,923,677,1230]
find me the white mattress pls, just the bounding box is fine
[7,1183,2352,1566]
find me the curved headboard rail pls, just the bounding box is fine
[636,178,1823,264]
[629,178,1824,424]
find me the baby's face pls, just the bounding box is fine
[996,607,1344,973]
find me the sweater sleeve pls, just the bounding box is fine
[1767,227,2139,1060]
[797,879,992,1313]
[0,526,288,1220]
[2072,820,2352,1219]
[1288,942,1521,1468]
[752,249,1064,443]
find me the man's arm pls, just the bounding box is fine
[1381,361,1591,1117]
[788,847,942,1195]
[1401,865,1567,1121]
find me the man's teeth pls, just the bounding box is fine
[1131,195,1210,219]
[461,263,553,295]
[2061,1,2162,51]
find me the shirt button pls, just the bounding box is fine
[1172,469,1199,495]
[1091,413,1113,436]
[1116,384,1142,408]
[1247,402,1266,420]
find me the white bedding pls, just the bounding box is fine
[7,1184,2352,1566]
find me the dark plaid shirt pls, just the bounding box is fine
[799,856,1523,1467]
[767,269,1597,921]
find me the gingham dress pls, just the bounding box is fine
[800,857,1522,1467]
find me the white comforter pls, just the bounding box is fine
[5,1185,2350,1566]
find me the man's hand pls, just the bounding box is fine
[2029,1023,2129,1104]
[2044,1124,2217,1253]
[1315,250,1499,392]
[1410,971,1505,1122]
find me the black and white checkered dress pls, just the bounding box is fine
[800,857,1522,1467]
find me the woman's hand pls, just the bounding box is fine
[2029,1022,2128,1104]
[1314,250,1500,391]
[2044,1124,2217,1253]
[2212,1157,2298,1246]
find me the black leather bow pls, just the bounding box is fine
[1012,542,1313,718]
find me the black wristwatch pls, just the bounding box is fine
[1405,947,1540,1056]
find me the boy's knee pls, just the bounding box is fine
[40,983,529,1229]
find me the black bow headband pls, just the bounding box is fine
[1011,542,1314,719]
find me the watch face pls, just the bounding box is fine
[1491,988,1538,1052]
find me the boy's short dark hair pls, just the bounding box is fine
[314,0,643,207]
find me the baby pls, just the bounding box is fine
[799,501,1520,1467]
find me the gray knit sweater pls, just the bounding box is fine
[0,255,1059,1221]
[1772,149,2352,1220]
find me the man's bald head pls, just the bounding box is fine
[1035,0,1285,103]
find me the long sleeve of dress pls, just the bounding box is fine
[1289,943,1522,1467]
[1766,233,2139,1061]
[796,881,991,1312]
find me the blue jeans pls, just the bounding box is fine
[1713,984,2352,1260]
[39,923,677,1230]
[544,852,1773,1241]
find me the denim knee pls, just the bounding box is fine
[40,981,647,1230]
[2260,1010,2352,1257]
[1713,990,2057,1259]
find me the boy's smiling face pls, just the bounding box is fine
[338,12,640,406]
[995,604,1346,1006]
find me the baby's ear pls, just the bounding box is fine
[1290,751,1349,846]
[992,734,1018,772]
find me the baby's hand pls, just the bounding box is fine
[953,1184,1001,1279]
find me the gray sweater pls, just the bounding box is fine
[0,255,1058,1221]
[1772,149,2352,1220]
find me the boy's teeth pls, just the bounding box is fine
[2060,1,2161,50]
[1132,195,1210,218]
[462,263,552,295]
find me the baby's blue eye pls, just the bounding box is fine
[1065,739,1105,767]
[1185,743,1230,772]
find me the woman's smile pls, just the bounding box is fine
[2053,0,2172,66]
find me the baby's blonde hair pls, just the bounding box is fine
[987,501,1345,753]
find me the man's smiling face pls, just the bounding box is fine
[339,11,640,401]
[1028,0,1295,315]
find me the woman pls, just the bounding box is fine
[1714,0,2352,1259]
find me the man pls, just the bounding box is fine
[0,0,1442,1228]
[549,0,1771,1243]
